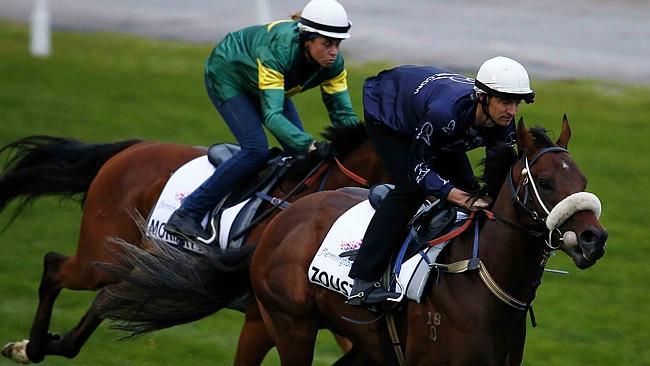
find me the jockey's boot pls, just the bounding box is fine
[165,209,209,240]
[347,278,400,307]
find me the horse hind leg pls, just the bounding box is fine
[234,306,275,366]
[16,251,68,363]
[5,309,104,362]
[42,303,104,360]
[257,302,319,366]
[3,251,104,363]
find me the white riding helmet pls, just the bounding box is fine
[474,56,535,103]
[298,0,351,39]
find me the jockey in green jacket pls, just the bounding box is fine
[166,0,359,240]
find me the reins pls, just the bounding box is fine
[334,157,369,186]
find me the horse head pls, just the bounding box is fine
[512,115,608,269]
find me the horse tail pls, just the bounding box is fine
[0,136,141,214]
[92,229,255,337]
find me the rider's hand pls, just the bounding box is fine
[308,141,317,152]
[308,140,332,160]
[469,196,492,211]
[446,188,491,211]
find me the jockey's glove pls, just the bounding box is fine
[309,140,332,160]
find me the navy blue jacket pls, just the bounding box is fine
[363,65,516,198]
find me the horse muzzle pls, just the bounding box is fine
[561,223,608,269]
[546,192,607,269]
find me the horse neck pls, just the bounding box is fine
[322,139,387,190]
[475,175,547,307]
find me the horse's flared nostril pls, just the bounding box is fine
[579,228,608,261]
[580,228,607,246]
[580,230,597,246]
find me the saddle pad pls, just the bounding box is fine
[147,155,278,251]
[308,201,467,302]
[308,200,375,298]
[146,156,215,249]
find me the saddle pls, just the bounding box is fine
[202,147,288,249]
[313,185,468,303]
[146,143,301,255]
[339,184,458,262]
[330,184,467,303]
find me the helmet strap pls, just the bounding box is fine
[479,94,497,126]
[299,34,317,65]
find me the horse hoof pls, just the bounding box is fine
[2,340,31,364]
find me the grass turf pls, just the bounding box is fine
[1,20,649,365]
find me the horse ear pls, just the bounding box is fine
[556,113,571,149]
[516,117,534,155]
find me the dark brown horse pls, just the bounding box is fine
[0,124,386,364]
[250,117,608,365]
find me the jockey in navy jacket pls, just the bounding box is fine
[363,65,517,199]
[348,57,535,307]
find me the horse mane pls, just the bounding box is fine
[284,123,368,178]
[477,125,553,200]
[320,123,368,157]
[527,126,555,149]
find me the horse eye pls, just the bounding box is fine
[539,179,553,190]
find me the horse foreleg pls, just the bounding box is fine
[233,307,274,366]
[503,323,526,366]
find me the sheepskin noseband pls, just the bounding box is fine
[546,192,602,231]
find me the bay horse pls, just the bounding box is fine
[0,124,387,364]
[250,117,608,365]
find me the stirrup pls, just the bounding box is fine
[165,211,210,240]
[364,288,402,304]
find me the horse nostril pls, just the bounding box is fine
[580,228,608,247]
[580,230,597,245]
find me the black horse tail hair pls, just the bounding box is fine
[0,135,141,223]
[92,214,255,338]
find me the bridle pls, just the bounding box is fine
[508,146,569,252]
[506,146,601,254]
[432,146,602,310]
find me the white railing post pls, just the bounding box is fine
[30,0,51,57]
[256,0,271,24]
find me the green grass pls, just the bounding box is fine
[1,20,649,365]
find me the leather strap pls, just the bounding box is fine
[385,311,406,366]
[334,157,369,186]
